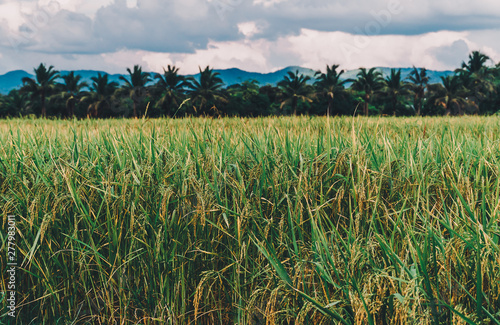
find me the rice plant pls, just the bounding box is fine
[0,116,499,324]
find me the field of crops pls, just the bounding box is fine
[1,116,500,324]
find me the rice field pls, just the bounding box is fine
[0,116,500,324]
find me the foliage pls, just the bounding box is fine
[429,75,469,116]
[4,50,500,118]
[53,71,88,117]
[314,64,349,116]
[278,70,315,115]
[81,73,119,118]
[20,63,59,117]
[152,65,189,116]
[351,67,385,116]
[381,68,412,116]
[186,66,227,116]
[407,67,430,116]
[119,65,152,118]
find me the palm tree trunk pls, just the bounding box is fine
[199,102,204,116]
[292,97,297,116]
[364,93,370,116]
[327,98,333,117]
[416,96,422,116]
[67,97,75,118]
[133,100,138,118]
[41,92,46,118]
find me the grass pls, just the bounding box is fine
[0,116,499,324]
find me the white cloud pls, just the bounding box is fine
[146,39,272,74]
[270,29,477,71]
[1,28,500,76]
[238,21,261,37]
[126,0,138,8]
[253,0,288,7]
[100,49,150,72]
[39,0,113,18]
[0,3,24,30]
[140,52,174,72]
[1,0,500,75]
[109,29,500,74]
[466,29,500,64]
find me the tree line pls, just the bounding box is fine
[1,51,499,118]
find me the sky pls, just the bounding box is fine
[0,0,499,75]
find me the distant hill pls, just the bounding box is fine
[0,66,454,95]
[0,70,126,94]
[0,70,33,94]
[202,66,318,87]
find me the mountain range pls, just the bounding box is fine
[0,66,454,95]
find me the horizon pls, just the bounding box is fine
[1,1,500,75]
[0,64,457,77]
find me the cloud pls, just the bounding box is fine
[143,39,273,74]
[23,10,95,53]
[237,0,500,38]
[268,29,476,71]
[430,40,470,69]
[238,22,262,38]
[3,0,500,56]
[1,0,500,75]
[0,27,499,76]
[0,2,25,30]
[89,0,242,53]
[0,1,499,49]
[116,29,500,74]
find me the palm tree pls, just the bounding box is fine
[21,63,59,117]
[82,73,118,118]
[278,70,315,115]
[314,64,348,116]
[407,67,429,116]
[154,65,189,116]
[383,69,411,116]
[1,90,30,117]
[351,68,384,116]
[225,80,263,116]
[119,65,151,118]
[0,94,7,117]
[457,51,495,113]
[460,51,490,74]
[56,72,88,117]
[430,75,467,115]
[186,66,226,115]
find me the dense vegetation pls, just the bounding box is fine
[1,51,500,119]
[1,117,499,324]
